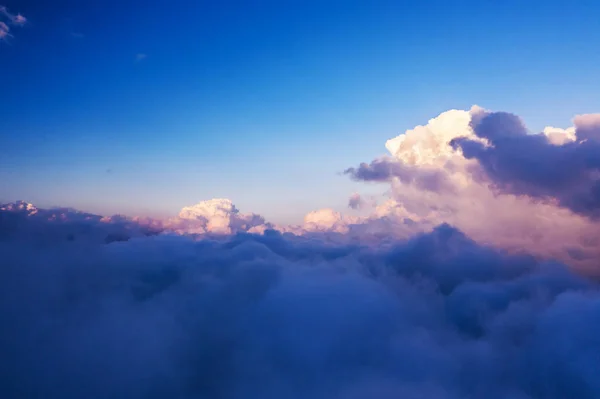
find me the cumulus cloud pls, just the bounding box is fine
[1,205,600,398]
[451,111,600,219]
[344,107,600,272]
[170,198,271,235]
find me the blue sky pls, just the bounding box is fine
[1,0,600,222]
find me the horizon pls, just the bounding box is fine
[3,0,600,223]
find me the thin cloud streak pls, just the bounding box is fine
[0,5,26,42]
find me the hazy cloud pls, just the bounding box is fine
[0,5,25,41]
[1,206,600,398]
[344,157,453,193]
[345,107,600,271]
[0,5,26,26]
[348,193,365,209]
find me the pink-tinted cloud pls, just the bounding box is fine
[2,198,600,398]
[0,5,25,41]
[0,6,26,25]
[0,21,9,39]
[344,107,600,273]
[451,110,600,219]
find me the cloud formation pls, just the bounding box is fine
[451,110,600,219]
[171,198,271,235]
[1,205,600,398]
[0,5,26,41]
[344,107,600,272]
[344,157,452,193]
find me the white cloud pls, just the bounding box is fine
[343,106,600,271]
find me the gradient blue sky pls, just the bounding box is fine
[1,0,599,222]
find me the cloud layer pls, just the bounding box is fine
[2,206,600,398]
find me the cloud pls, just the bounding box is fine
[344,107,600,272]
[0,6,26,26]
[167,198,271,235]
[348,193,377,210]
[3,105,600,397]
[348,193,365,209]
[451,111,600,219]
[0,201,161,244]
[0,5,26,41]
[0,21,9,40]
[136,53,147,62]
[1,205,600,398]
[345,157,454,193]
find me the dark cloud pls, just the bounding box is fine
[451,111,600,218]
[1,207,600,398]
[344,157,452,193]
[348,193,365,210]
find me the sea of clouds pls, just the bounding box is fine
[2,107,600,398]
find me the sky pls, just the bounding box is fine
[2,0,600,222]
[3,2,600,397]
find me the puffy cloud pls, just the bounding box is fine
[301,208,358,233]
[345,107,600,272]
[154,199,272,236]
[451,111,600,219]
[344,157,453,193]
[1,212,600,398]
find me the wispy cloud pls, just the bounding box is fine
[0,5,26,42]
[0,5,26,25]
[0,21,9,40]
[135,53,147,62]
